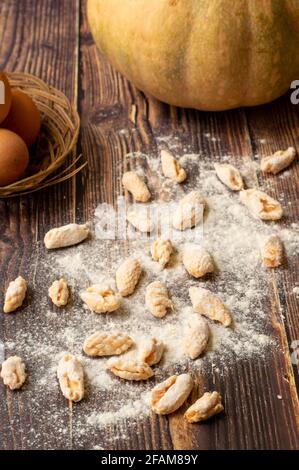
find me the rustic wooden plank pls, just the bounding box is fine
[244,96,299,444]
[78,1,298,451]
[245,96,299,361]
[162,104,299,450]
[0,0,80,450]
[0,0,298,451]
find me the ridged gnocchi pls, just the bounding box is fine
[146,281,173,318]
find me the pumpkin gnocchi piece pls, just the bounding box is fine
[189,286,232,327]
[122,171,151,202]
[161,149,186,183]
[214,163,243,191]
[116,257,142,297]
[184,316,210,360]
[0,356,26,390]
[184,391,224,423]
[107,358,154,381]
[183,244,214,278]
[83,331,133,357]
[80,284,121,313]
[151,374,193,415]
[127,210,154,233]
[261,147,296,174]
[3,276,27,313]
[173,190,206,230]
[48,278,69,307]
[57,354,84,402]
[240,189,283,221]
[151,238,173,268]
[44,223,90,249]
[260,234,284,268]
[139,338,164,366]
[145,281,173,318]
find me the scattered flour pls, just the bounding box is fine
[2,138,298,448]
[87,390,151,428]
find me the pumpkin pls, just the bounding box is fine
[87,0,299,111]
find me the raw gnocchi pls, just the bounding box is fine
[214,163,243,191]
[44,223,90,249]
[107,358,154,381]
[261,147,296,174]
[48,278,69,307]
[183,244,214,278]
[0,356,26,390]
[127,210,154,233]
[3,276,27,313]
[80,284,121,313]
[161,149,186,183]
[146,281,173,318]
[185,391,224,423]
[184,315,210,360]
[139,338,164,366]
[116,257,142,296]
[260,234,284,268]
[189,286,232,327]
[240,189,283,221]
[122,171,151,202]
[173,191,206,230]
[57,354,84,402]
[83,331,133,357]
[151,374,193,415]
[151,238,173,268]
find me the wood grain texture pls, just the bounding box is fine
[0,0,298,450]
[0,0,80,450]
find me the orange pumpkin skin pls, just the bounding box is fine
[87,0,299,111]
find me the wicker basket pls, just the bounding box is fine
[0,72,86,198]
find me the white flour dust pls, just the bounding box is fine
[2,143,298,448]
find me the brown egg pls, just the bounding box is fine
[1,89,41,147]
[0,129,29,186]
[0,72,12,124]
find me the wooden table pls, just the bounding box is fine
[0,0,298,450]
